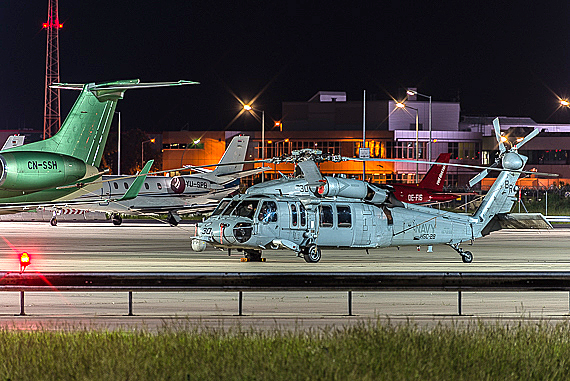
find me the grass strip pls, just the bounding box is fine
[1,319,570,380]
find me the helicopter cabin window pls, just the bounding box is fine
[222,200,240,216]
[212,199,231,216]
[258,201,278,223]
[337,205,352,227]
[235,199,260,219]
[123,182,129,189]
[319,205,334,227]
[113,182,119,190]
[299,203,306,227]
[144,183,149,190]
[157,183,162,190]
[290,204,297,226]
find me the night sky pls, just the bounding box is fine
[1,2,570,134]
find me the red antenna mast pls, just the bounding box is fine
[43,0,63,139]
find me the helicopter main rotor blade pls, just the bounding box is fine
[493,118,507,154]
[514,128,539,150]
[468,160,500,187]
[469,169,489,188]
[352,157,557,178]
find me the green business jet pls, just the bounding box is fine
[0,79,196,213]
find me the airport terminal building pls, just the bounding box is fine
[159,90,570,190]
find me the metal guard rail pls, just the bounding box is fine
[2,271,570,291]
[5,272,570,316]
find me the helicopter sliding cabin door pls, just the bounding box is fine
[287,202,307,243]
[316,203,354,247]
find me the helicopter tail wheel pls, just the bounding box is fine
[242,250,266,262]
[461,251,473,263]
[303,244,322,263]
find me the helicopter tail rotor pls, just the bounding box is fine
[469,118,538,187]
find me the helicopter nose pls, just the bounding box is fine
[211,220,254,245]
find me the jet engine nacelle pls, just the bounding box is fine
[0,152,87,191]
[318,177,389,204]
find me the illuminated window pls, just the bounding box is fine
[258,201,278,222]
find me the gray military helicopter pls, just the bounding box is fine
[191,118,552,263]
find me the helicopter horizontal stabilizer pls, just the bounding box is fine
[497,213,552,229]
[482,212,553,236]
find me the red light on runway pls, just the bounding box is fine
[20,252,30,273]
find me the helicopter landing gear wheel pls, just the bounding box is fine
[461,251,473,263]
[50,217,57,226]
[303,244,321,263]
[243,250,265,262]
[112,213,123,226]
[449,244,473,263]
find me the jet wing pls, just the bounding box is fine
[117,160,153,201]
[204,166,272,184]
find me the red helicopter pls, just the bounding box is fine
[386,153,467,204]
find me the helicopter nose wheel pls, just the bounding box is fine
[303,244,322,263]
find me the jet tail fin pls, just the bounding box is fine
[418,153,451,191]
[211,135,250,176]
[118,160,154,201]
[4,80,197,168]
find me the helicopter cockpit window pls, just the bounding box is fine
[222,200,240,216]
[319,205,333,227]
[234,199,260,219]
[258,201,278,223]
[211,199,231,216]
[337,205,352,228]
[291,204,298,226]
[300,203,306,227]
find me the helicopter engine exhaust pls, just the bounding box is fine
[318,177,389,204]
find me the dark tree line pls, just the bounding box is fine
[102,129,162,175]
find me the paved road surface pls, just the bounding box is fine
[0,221,569,330]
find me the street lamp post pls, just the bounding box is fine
[115,111,121,175]
[395,102,419,180]
[141,138,155,169]
[407,90,432,162]
[244,104,265,182]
